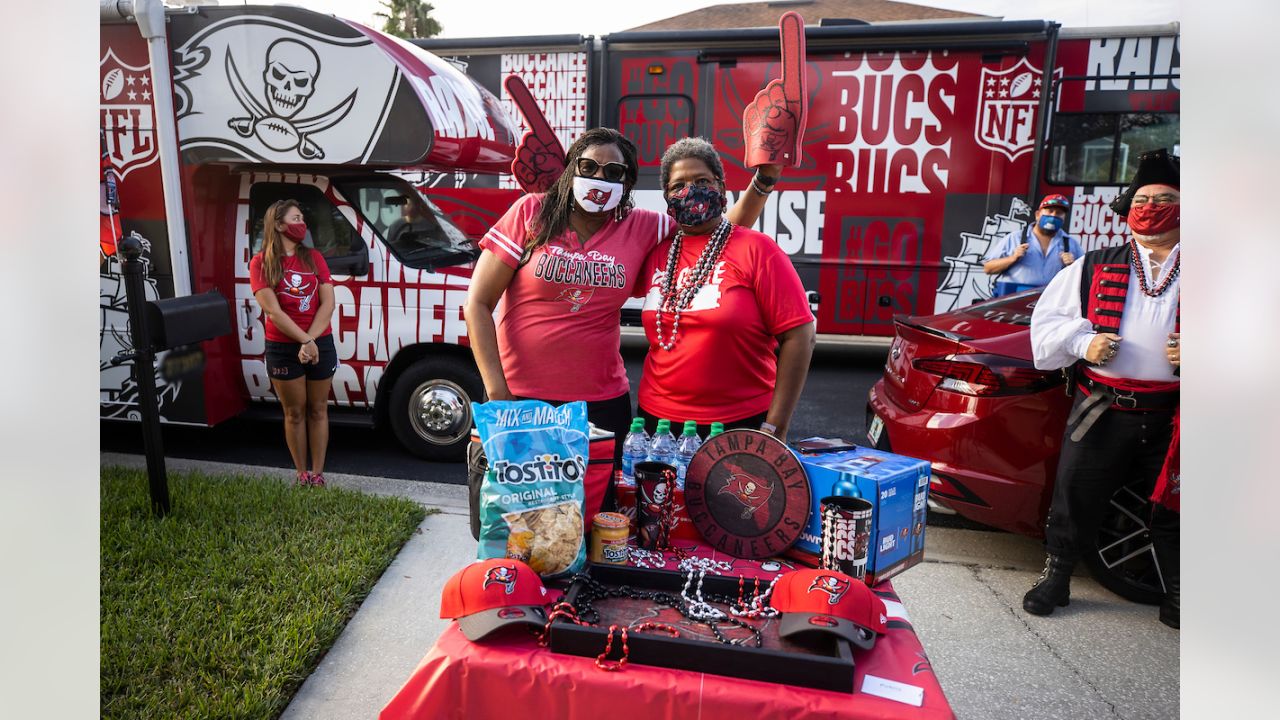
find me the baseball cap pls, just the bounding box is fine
[1039,193,1070,210]
[771,569,888,650]
[439,558,550,641]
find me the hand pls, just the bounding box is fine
[743,11,807,168]
[1012,243,1029,259]
[1085,333,1123,365]
[1166,332,1180,368]
[505,75,566,194]
[1060,251,1075,265]
[298,339,318,364]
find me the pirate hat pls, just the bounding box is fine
[1110,148,1180,216]
[771,568,888,650]
[439,558,550,641]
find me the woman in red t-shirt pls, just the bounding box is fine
[249,200,338,486]
[465,128,781,461]
[637,137,816,441]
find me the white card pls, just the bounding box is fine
[860,674,925,707]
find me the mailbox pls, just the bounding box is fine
[144,291,232,350]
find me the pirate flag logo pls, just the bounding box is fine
[717,461,776,525]
[807,574,850,605]
[583,188,612,208]
[482,564,518,595]
[557,287,595,312]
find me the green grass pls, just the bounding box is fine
[100,466,431,720]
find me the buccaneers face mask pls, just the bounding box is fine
[572,176,624,213]
[665,183,727,228]
[1127,202,1180,236]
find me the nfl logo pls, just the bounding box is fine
[101,48,159,179]
[974,58,1061,161]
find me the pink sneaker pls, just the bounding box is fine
[296,470,311,487]
[309,472,326,487]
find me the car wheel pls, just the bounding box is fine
[1080,480,1166,605]
[388,357,481,461]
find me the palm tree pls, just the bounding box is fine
[376,0,443,39]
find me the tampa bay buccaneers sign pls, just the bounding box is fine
[685,429,810,559]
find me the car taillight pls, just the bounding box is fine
[912,354,1062,396]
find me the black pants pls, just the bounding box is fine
[1044,392,1179,565]
[635,407,769,439]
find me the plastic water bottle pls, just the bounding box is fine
[707,422,725,438]
[620,418,649,485]
[648,419,678,468]
[675,420,702,490]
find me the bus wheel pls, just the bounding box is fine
[388,358,480,461]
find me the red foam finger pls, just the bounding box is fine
[504,74,560,147]
[778,11,806,105]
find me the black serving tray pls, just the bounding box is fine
[548,563,854,692]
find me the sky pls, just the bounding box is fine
[255,0,1182,38]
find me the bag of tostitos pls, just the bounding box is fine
[473,400,589,579]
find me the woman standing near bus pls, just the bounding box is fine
[250,200,338,487]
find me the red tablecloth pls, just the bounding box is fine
[382,575,954,720]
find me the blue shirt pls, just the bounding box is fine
[984,226,1084,294]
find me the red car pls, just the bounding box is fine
[866,291,1165,604]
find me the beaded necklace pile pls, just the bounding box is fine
[1129,239,1180,297]
[654,219,734,350]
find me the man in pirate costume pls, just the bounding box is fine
[1023,148,1181,628]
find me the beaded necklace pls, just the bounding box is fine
[1129,239,1180,297]
[654,219,734,350]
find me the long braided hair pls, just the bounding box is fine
[524,128,639,262]
[260,199,317,288]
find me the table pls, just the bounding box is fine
[382,546,955,720]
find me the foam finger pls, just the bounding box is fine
[778,11,806,104]
[504,75,559,146]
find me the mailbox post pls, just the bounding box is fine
[117,234,170,516]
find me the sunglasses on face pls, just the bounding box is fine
[575,157,629,183]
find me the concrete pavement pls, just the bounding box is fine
[101,453,1179,719]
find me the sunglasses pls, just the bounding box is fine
[575,157,629,183]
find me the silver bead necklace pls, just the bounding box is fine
[654,219,733,351]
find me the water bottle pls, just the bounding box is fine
[620,418,649,485]
[648,419,678,468]
[707,422,725,439]
[675,420,702,490]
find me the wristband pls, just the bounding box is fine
[753,171,778,188]
[760,421,778,435]
[750,178,772,196]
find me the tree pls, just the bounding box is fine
[376,0,443,39]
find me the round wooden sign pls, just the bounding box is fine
[684,429,811,559]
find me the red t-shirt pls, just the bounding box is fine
[249,250,334,343]
[479,193,674,401]
[637,225,813,423]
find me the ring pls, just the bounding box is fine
[1108,340,1119,351]
[1167,339,1178,348]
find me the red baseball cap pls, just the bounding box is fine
[439,559,550,641]
[771,569,888,650]
[1039,193,1070,210]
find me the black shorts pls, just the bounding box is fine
[265,334,338,381]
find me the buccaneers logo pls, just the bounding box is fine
[556,287,595,312]
[807,574,850,605]
[583,188,612,208]
[717,460,775,526]
[482,565,518,595]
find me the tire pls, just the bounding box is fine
[388,357,481,461]
[1080,479,1166,605]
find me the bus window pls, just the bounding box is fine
[1047,112,1178,185]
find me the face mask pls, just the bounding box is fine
[283,222,308,241]
[1127,202,1180,236]
[572,176,624,213]
[665,183,727,228]
[1037,215,1064,233]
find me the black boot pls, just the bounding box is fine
[1151,505,1180,629]
[1023,554,1073,616]
[1159,576,1179,629]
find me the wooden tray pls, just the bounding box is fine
[548,563,854,692]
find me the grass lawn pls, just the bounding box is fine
[101,466,431,719]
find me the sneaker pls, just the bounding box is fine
[309,472,326,487]
[296,470,311,487]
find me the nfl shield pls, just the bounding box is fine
[100,48,159,179]
[974,58,1061,161]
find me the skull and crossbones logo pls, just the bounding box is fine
[225,39,357,159]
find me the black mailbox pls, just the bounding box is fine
[144,291,233,351]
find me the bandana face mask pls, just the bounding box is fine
[1127,202,1180,236]
[665,183,727,228]
[572,176,624,213]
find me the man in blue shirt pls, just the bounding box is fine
[983,194,1084,296]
